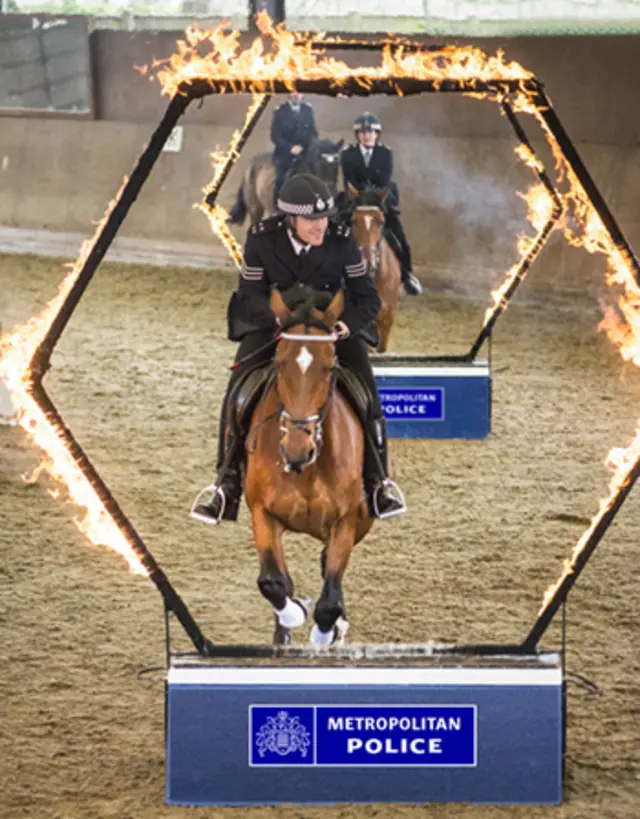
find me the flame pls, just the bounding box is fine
[539,425,640,612]
[0,178,146,575]
[196,202,242,267]
[514,142,544,175]
[198,93,269,268]
[153,12,532,98]
[519,95,640,614]
[484,176,557,322]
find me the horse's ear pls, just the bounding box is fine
[347,181,359,200]
[377,186,388,204]
[325,289,345,327]
[270,288,291,326]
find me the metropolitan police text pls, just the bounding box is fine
[327,715,461,732]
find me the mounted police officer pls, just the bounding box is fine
[271,91,318,206]
[340,112,422,296]
[227,92,319,225]
[192,173,407,525]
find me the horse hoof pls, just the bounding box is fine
[310,624,334,646]
[310,617,348,646]
[276,597,312,629]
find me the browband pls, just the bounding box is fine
[279,332,338,342]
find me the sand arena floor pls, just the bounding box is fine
[0,254,638,818]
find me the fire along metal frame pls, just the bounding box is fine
[24,36,640,662]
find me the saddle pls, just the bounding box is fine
[336,365,372,427]
[383,225,403,265]
[228,362,275,434]
[228,362,373,436]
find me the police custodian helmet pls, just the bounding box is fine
[277,173,338,220]
[353,112,382,133]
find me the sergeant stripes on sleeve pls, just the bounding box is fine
[345,259,367,278]
[241,262,264,281]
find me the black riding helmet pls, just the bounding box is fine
[354,112,382,133]
[277,173,338,220]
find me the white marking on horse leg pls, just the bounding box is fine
[296,345,313,375]
[310,623,334,645]
[310,617,348,645]
[276,597,311,629]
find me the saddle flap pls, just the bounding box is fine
[230,363,274,431]
[336,365,372,427]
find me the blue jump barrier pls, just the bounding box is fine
[165,652,563,806]
[372,357,491,439]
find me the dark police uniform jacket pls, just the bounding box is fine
[271,102,318,163]
[227,217,380,346]
[340,143,400,210]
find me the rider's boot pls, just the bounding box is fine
[387,217,422,296]
[364,414,407,519]
[400,266,423,297]
[384,224,422,296]
[191,418,243,525]
[396,238,422,296]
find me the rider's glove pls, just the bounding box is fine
[335,321,350,340]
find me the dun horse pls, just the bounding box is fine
[347,183,402,353]
[245,288,373,645]
[242,138,344,225]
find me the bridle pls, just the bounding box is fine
[276,328,338,473]
[354,205,383,278]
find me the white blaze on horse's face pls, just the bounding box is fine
[296,345,314,375]
[364,214,373,232]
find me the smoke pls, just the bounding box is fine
[396,134,540,298]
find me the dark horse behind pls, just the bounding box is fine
[238,137,344,225]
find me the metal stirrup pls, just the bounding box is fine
[190,484,226,525]
[372,478,407,520]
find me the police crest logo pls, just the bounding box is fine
[255,710,311,759]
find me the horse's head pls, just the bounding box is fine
[270,285,345,474]
[304,138,344,194]
[348,182,387,275]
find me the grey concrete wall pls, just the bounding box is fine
[0,32,638,304]
[89,32,640,146]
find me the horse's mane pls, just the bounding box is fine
[352,185,384,209]
[280,284,334,333]
[297,139,343,189]
[306,137,342,158]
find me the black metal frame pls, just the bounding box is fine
[20,36,639,661]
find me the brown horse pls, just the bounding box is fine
[245,288,373,645]
[347,182,402,353]
[242,138,344,225]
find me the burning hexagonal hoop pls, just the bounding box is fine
[13,31,640,659]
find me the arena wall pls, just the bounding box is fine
[1,32,638,301]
